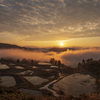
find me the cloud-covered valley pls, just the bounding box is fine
[0,48,100,67]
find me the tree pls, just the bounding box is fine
[30,59,34,65]
[58,60,61,65]
[16,59,20,64]
[21,58,27,64]
[78,62,81,67]
[82,59,85,64]
[86,58,93,63]
[55,60,58,65]
[50,58,55,64]
[76,62,82,73]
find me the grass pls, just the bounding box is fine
[0,86,100,100]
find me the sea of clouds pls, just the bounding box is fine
[0,48,100,67]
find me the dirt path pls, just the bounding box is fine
[40,76,64,97]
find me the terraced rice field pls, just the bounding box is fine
[0,64,9,69]
[0,76,16,87]
[53,73,97,96]
[23,76,49,85]
[14,66,25,69]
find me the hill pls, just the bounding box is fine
[0,43,40,51]
[0,43,81,52]
[0,43,23,49]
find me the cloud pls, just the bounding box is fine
[0,48,100,68]
[0,0,100,42]
[60,49,100,67]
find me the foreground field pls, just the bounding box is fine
[53,73,97,96]
[0,60,99,99]
[0,86,100,100]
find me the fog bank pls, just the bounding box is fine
[0,49,100,67]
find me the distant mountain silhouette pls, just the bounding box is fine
[0,43,22,49]
[0,43,99,52]
[0,43,39,51]
[49,47,81,52]
[0,43,80,52]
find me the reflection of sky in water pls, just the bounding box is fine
[0,64,9,69]
[0,76,16,87]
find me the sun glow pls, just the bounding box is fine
[60,42,63,46]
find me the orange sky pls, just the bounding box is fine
[0,0,100,47]
[14,37,100,47]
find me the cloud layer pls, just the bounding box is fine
[0,0,100,42]
[0,48,100,67]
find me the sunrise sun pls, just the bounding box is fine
[60,42,63,46]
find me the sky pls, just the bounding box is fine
[0,0,100,47]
